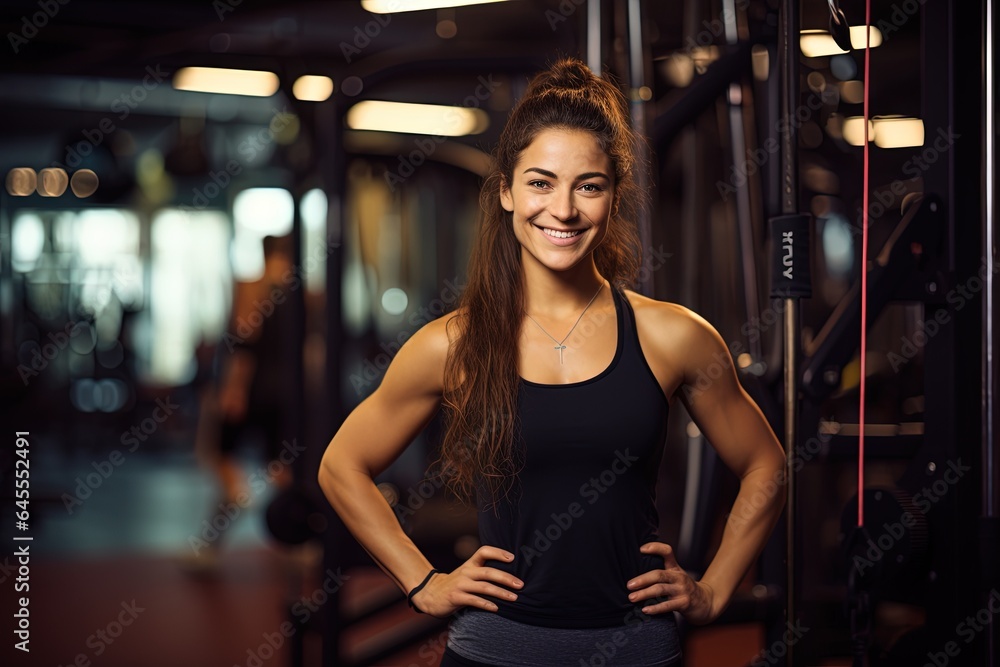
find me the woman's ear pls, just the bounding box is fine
[499,178,514,212]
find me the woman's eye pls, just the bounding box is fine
[579,183,603,193]
[528,180,549,189]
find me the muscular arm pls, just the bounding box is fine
[672,308,786,622]
[317,314,453,595]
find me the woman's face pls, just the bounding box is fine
[501,128,615,274]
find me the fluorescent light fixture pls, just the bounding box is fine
[173,67,279,97]
[346,100,488,136]
[849,25,883,49]
[872,116,924,148]
[842,115,924,148]
[361,0,508,13]
[293,75,334,102]
[800,26,882,58]
[233,188,295,236]
[800,31,843,58]
[842,116,874,146]
[12,213,44,268]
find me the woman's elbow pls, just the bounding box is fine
[317,452,344,497]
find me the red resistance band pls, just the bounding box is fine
[859,0,872,529]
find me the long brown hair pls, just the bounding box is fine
[430,57,646,513]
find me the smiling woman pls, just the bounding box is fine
[503,128,614,256]
[317,57,786,667]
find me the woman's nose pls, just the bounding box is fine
[548,189,577,221]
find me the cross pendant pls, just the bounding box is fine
[555,344,567,365]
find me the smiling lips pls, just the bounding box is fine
[535,223,585,244]
[542,227,582,238]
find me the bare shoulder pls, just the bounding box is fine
[380,307,464,398]
[621,288,716,344]
[408,306,464,357]
[621,288,733,396]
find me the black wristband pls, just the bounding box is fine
[407,568,442,613]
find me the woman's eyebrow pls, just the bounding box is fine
[522,168,610,181]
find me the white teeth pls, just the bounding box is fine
[541,227,582,239]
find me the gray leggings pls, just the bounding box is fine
[442,608,683,667]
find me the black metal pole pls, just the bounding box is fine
[983,1,999,664]
[320,96,347,667]
[626,0,653,295]
[775,1,805,664]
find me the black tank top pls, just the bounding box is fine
[475,284,671,628]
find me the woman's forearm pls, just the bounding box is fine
[698,462,786,617]
[318,463,437,595]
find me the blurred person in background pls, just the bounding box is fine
[186,234,297,570]
[318,58,786,666]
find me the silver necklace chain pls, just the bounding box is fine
[524,282,605,365]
